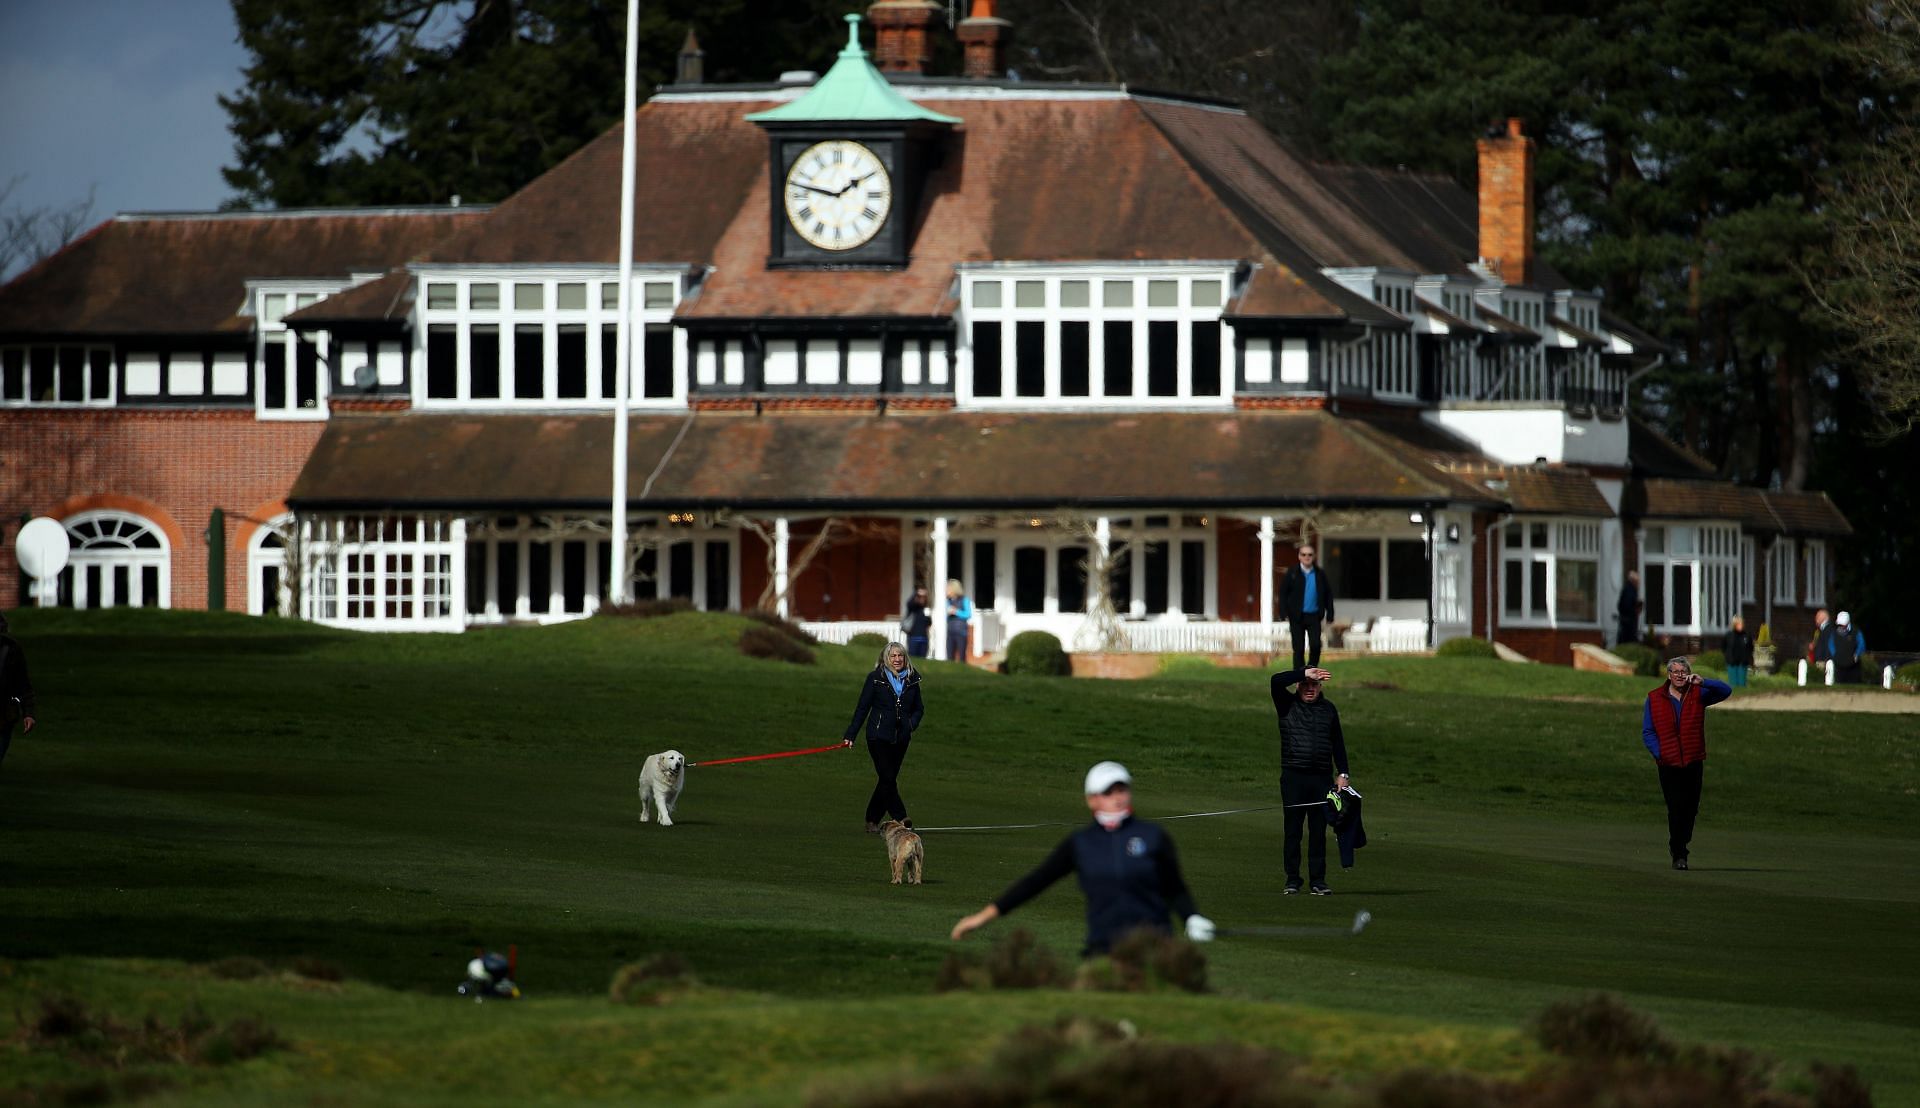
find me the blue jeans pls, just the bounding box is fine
[1727,664,1748,687]
[906,635,929,658]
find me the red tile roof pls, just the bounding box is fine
[1624,478,1851,536]
[287,408,1503,510]
[0,209,483,337]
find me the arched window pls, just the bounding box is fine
[248,514,293,616]
[58,510,171,609]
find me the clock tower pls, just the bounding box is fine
[748,14,959,268]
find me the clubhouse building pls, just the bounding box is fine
[0,2,1849,664]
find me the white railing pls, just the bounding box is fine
[799,620,897,645]
[1118,620,1287,654]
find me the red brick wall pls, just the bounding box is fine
[1494,626,1604,666]
[737,517,902,620]
[0,409,323,612]
[1470,510,1495,639]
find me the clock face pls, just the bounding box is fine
[783,140,893,252]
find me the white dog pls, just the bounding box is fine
[638,749,687,827]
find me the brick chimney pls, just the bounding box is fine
[1476,117,1536,286]
[957,0,1013,79]
[676,28,704,84]
[867,0,943,75]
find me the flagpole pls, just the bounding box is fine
[609,0,639,605]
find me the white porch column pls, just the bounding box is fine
[449,517,469,628]
[1093,516,1111,615]
[1258,516,1275,633]
[931,516,950,660]
[774,517,790,618]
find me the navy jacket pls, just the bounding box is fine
[843,667,924,744]
[992,817,1198,955]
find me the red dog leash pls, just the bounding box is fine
[688,742,849,768]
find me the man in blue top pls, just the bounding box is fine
[1281,544,1334,672]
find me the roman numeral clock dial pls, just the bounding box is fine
[784,140,893,251]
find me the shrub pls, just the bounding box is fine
[848,632,888,651]
[1435,636,1498,659]
[1533,994,1675,1064]
[739,624,816,664]
[1004,631,1070,676]
[1693,649,1727,672]
[289,956,345,982]
[1895,662,1920,692]
[609,953,699,1006]
[1082,929,1208,994]
[207,956,270,981]
[1612,642,1664,678]
[193,1017,286,1065]
[597,597,694,619]
[936,928,1069,992]
[743,607,818,645]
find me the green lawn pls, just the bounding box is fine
[1,608,1916,1105]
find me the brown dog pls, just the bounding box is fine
[880,819,924,885]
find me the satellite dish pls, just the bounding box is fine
[15,517,71,580]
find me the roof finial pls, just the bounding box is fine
[843,12,864,56]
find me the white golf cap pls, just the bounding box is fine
[1837,611,1851,626]
[1084,761,1132,795]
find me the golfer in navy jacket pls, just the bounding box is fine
[950,762,1214,955]
[1641,656,1731,870]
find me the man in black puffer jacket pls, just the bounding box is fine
[1271,666,1351,895]
[843,641,925,834]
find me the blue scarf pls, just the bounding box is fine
[885,665,907,696]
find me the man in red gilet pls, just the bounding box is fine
[1640,656,1731,870]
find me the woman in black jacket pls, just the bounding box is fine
[843,640,925,834]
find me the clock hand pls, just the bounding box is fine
[793,182,841,197]
[836,172,877,197]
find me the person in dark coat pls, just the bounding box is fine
[1641,656,1731,869]
[1722,615,1754,688]
[1271,665,1351,895]
[1808,608,1832,666]
[0,611,36,771]
[900,587,932,658]
[1280,544,1335,671]
[843,640,925,834]
[1617,570,1643,646]
[949,761,1214,955]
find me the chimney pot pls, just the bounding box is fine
[958,0,1013,79]
[1477,118,1536,286]
[676,28,705,84]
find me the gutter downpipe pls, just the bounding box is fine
[1424,501,1436,648]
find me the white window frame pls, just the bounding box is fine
[1804,539,1828,607]
[958,264,1235,409]
[1499,517,1602,627]
[1740,535,1757,604]
[1,343,118,407]
[252,281,346,421]
[1768,537,1797,605]
[1642,522,1740,635]
[302,515,464,631]
[59,510,171,609]
[411,267,687,410]
[248,514,294,617]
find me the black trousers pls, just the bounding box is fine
[1281,773,1331,883]
[1657,761,1704,860]
[0,723,12,769]
[1290,612,1324,672]
[866,737,911,823]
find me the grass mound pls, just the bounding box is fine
[740,623,816,664]
[1435,636,1498,659]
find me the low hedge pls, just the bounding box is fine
[847,632,888,652]
[1896,662,1920,692]
[1612,642,1664,678]
[1004,631,1070,677]
[1692,649,1726,672]
[1435,636,1499,659]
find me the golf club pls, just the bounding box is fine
[1217,909,1372,939]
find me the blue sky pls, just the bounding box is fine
[0,0,248,219]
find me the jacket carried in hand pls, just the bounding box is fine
[1279,565,1334,622]
[1641,677,1731,767]
[844,666,924,744]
